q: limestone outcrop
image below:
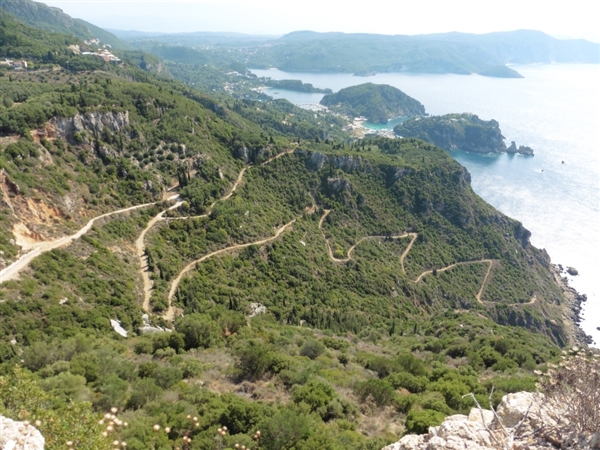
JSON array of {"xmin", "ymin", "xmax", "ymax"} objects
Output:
[
  {"xmin": 0, "ymin": 415, "xmax": 45, "ymax": 450},
  {"xmin": 383, "ymin": 392, "xmax": 600, "ymax": 450},
  {"xmin": 48, "ymin": 111, "xmax": 130, "ymax": 139}
]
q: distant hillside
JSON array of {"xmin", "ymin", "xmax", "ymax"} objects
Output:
[
  {"xmin": 320, "ymin": 83, "xmax": 426, "ymax": 123},
  {"xmin": 478, "ymin": 65, "xmax": 524, "ymax": 78},
  {"xmin": 244, "ymin": 30, "xmax": 600, "ymax": 75},
  {"xmin": 394, "ymin": 113, "xmax": 508, "ymax": 153},
  {"xmin": 0, "ymin": 0, "xmax": 128, "ymax": 49}
]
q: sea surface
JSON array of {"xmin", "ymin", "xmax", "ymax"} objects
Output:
[{"xmin": 254, "ymin": 66, "xmax": 600, "ymax": 345}]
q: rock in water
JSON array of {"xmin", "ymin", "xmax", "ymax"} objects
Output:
[
  {"xmin": 567, "ymin": 266, "xmax": 579, "ymax": 276},
  {"xmin": 0, "ymin": 415, "xmax": 45, "ymax": 450}
]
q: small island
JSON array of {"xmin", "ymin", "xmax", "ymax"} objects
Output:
[
  {"xmin": 319, "ymin": 83, "xmax": 426, "ymax": 124},
  {"xmin": 394, "ymin": 113, "xmax": 534, "ymax": 155},
  {"xmin": 264, "ymin": 79, "xmax": 332, "ymax": 93},
  {"xmin": 478, "ymin": 65, "xmax": 524, "ymax": 78}
]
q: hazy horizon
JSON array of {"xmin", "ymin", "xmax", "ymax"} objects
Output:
[{"xmin": 43, "ymin": 0, "xmax": 600, "ymax": 43}]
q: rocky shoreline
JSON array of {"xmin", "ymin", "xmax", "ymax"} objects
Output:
[{"xmin": 550, "ymin": 263, "xmax": 593, "ymax": 346}]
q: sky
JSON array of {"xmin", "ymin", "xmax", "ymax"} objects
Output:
[{"xmin": 43, "ymin": 0, "xmax": 600, "ymax": 42}]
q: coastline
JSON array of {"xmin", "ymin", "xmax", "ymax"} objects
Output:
[{"xmin": 550, "ymin": 263, "xmax": 593, "ymax": 347}]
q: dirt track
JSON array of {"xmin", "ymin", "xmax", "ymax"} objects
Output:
[
  {"xmin": 318, "ymin": 209, "xmax": 500, "ymax": 305},
  {"xmin": 1, "ymin": 201, "xmax": 156, "ymax": 284}
]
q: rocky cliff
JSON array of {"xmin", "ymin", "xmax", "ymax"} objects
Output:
[
  {"xmin": 384, "ymin": 391, "xmax": 600, "ymax": 450},
  {"xmin": 394, "ymin": 113, "xmax": 508, "ymax": 154},
  {"xmin": 48, "ymin": 111, "xmax": 130, "ymax": 139}
]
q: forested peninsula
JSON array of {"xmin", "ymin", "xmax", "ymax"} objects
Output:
[
  {"xmin": 394, "ymin": 113, "xmax": 534, "ymax": 155},
  {"xmin": 320, "ymin": 83, "xmax": 426, "ymax": 123}
]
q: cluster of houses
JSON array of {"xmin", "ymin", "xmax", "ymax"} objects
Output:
[
  {"xmin": 0, "ymin": 59, "xmax": 28, "ymax": 70},
  {"xmin": 69, "ymin": 41, "xmax": 121, "ymax": 63},
  {"xmin": 81, "ymin": 48, "xmax": 121, "ymax": 62}
]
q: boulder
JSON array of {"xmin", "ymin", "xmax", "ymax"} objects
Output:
[
  {"xmin": 0, "ymin": 415, "xmax": 45, "ymax": 450},
  {"xmin": 382, "ymin": 391, "xmax": 598, "ymax": 450}
]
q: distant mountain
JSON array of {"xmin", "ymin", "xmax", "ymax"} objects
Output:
[
  {"xmin": 113, "ymin": 29, "xmax": 279, "ymax": 47},
  {"xmin": 478, "ymin": 65, "xmax": 523, "ymax": 78},
  {"xmin": 244, "ymin": 30, "xmax": 600, "ymax": 76},
  {"xmin": 0, "ymin": 0, "xmax": 128, "ymax": 49},
  {"xmin": 320, "ymin": 83, "xmax": 425, "ymax": 123}
]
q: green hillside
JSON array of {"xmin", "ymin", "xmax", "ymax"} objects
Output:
[
  {"xmin": 394, "ymin": 113, "xmax": 508, "ymax": 154},
  {"xmin": 320, "ymin": 83, "xmax": 426, "ymax": 123},
  {"xmin": 0, "ymin": 0, "xmax": 127, "ymax": 49},
  {"xmin": 0, "ymin": 11, "xmax": 589, "ymax": 450}
]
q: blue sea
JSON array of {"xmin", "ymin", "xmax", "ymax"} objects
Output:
[{"xmin": 254, "ymin": 66, "xmax": 600, "ymax": 345}]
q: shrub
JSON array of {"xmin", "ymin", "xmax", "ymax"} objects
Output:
[
  {"xmin": 138, "ymin": 361, "xmax": 158, "ymax": 378},
  {"xmin": 299, "ymin": 340, "xmax": 326, "ymax": 360},
  {"xmin": 418, "ymin": 391, "xmax": 452, "ymax": 414},
  {"xmin": 218, "ymin": 310, "xmax": 247, "ymax": 335},
  {"xmin": 478, "ymin": 346, "xmax": 502, "ymax": 368},
  {"xmin": 354, "ymin": 379, "xmax": 396, "ymax": 407},
  {"xmin": 175, "ymin": 314, "xmax": 221, "ymax": 350},
  {"xmin": 322, "ymin": 337, "xmax": 349, "ymax": 351},
  {"xmin": 133, "ymin": 339, "xmax": 153, "ymax": 355},
  {"xmin": 152, "ymin": 366, "xmax": 183, "ymax": 389},
  {"xmin": 180, "ymin": 358, "xmax": 204, "ymax": 379},
  {"xmin": 397, "ymin": 353, "xmax": 427, "ymax": 376},
  {"xmin": 394, "ymin": 393, "xmax": 417, "ymax": 413},
  {"xmin": 405, "ymin": 409, "xmax": 445, "ymax": 434},
  {"xmin": 387, "ymin": 372, "xmax": 429, "ymax": 393},
  {"xmin": 259, "ymin": 409, "xmax": 312, "ymax": 450},
  {"xmin": 366, "ymin": 356, "xmax": 399, "ymax": 378},
  {"xmin": 234, "ymin": 340, "xmax": 273, "ymax": 381},
  {"xmin": 292, "ymin": 379, "xmax": 336, "ymax": 415}
]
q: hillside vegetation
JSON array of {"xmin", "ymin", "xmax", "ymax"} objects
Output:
[
  {"xmin": 394, "ymin": 113, "xmax": 508, "ymax": 154},
  {"xmin": 0, "ymin": 9, "xmax": 587, "ymax": 450},
  {"xmin": 0, "ymin": 0, "xmax": 127, "ymax": 49},
  {"xmin": 240, "ymin": 30, "xmax": 599, "ymax": 75}
]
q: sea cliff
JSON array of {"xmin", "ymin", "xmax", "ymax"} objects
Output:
[{"xmin": 394, "ymin": 113, "xmax": 534, "ymax": 155}]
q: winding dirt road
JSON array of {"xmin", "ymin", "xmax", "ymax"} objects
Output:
[
  {"xmin": 142, "ymin": 149, "xmax": 295, "ymax": 316},
  {"xmin": 163, "ymin": 218, "xmax": 297, "ymax": 320},
  {"xmin": 137, "ymin": 198, "xmax": 183, "ymax": 312},
  {"xmin": 1, "ymin": 201, "xmax": 157, "ymax": 284},
  {"xmin": 318, "ymin": 209, "xmax": 497, "ymax": 305}
]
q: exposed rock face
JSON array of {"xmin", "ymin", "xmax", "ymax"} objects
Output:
[
  {"xmin": 298, "ymin": 149, "xmax": 371, "ymax": 173},
  {"xmin": 49, "ymin": 111, "xmax": 129, "ymax": 139},
  {"xmin": 326, "ymin": 177, "xmax": 352, "ymax": 194},
  {"xmin": 248, "ymin": 302, "xmax": 267, "ymax": 318},
  {"xmin": 382, "ymin": 392, "xmax": 600, "ymax": 450},
  {"xmin": 1, "ymin": 169, "xmax": 21, "ymax": 196},
  {"xmin": 0, "ymin": 415, "xmax": 45, "ymax": 450},
  {"xmin": 394, "ymin": 113, "xmax": 509, "ymax": 154}
]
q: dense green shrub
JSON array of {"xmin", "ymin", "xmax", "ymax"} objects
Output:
[
  {"xmin": 405, "ymin": 409, "xmax": 445, "ymax": 434},
  {"xmin": 234, "ymin": 340, "xmax": 274, "ymax": 381},
  {"xmin": 299, "ymin": 340, "xmax": 326, "ymax": 360},
  {"xmin": 387, "ymin": 372, "xmax": 428, "ymax": 393},
  {"xmin": 175, "ymin": 314, "xmax": 222, "ymax": 350},
  {"xmin": 258, "ymin": 408, "xmax": 313, "ymax": 450},
  {"xmin": 354, "ymin": 379, "xmax": 396, "ymax": 407}
]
